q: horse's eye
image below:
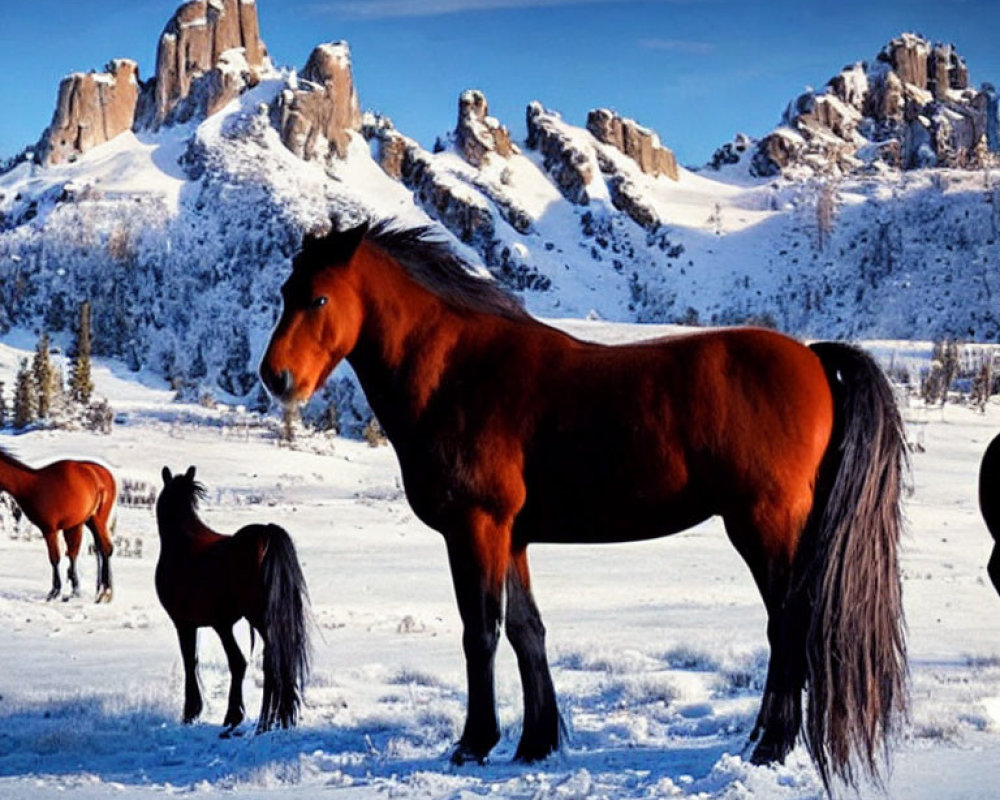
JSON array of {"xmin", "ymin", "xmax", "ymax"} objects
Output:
[{"xmin": 310, "ymin": 296, "xmax": 328, "ymax": 309}]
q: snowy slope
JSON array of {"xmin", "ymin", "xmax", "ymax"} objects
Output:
[
  {"xmin": 3, "ymin": 60, "xmax": 1000, "ymax": 429},
  {"xmin": 1, "ymin": 332, "xmax": 1000, "ymax": 800}
]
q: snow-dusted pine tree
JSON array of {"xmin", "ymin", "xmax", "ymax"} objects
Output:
[
  {"xmin": 13, "ymin": 358, "xmax": 36, "ymax": 429},
  {"xmin": 69, "ymin": 300, "xmax": 94, "ymax": 405},
  {"xmin": 32, "ymin": 331, "xmax": 53, "ymax": 419}
]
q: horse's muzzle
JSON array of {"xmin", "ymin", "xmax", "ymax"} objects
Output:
[{"xmin": 260, "ymin": 365, "xmax": 295, "ymax": 401}]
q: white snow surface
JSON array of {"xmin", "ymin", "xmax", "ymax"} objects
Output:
[{"xmin": 1, "ymin": 328, "xmax": 1000, "ymax": 800}]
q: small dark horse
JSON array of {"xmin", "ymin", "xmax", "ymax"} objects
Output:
[
  {"xmin": 155, "ymin": 466, "xmax": 310, "ymax": 735},
  {"xmin": 260, "ymin": 220, "xmax": 908, "ymax": 791},
  {"xmin": 981, "ymin": 433, "xmax": 1000, "ymax": 593},
  {"xmin": 0, "ymin": 447, "xmax": 116, "ymax": 602}
]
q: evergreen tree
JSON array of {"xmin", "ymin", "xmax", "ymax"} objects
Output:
[
  {"xmin": 0, "ymin": 381, "xmax": 7, "ymax": 428},
  {"xmin": 32, "ymin": 331, "xmax": 53, "ymax": 419},
  {"xmin": 47, "ymin": 358, "xmax": 67, "ymax": 420},
  {"xmin": 363, "ymin": 415, "xmax": 387, "ymax": 447},
  {"xmin": 70, "ymin": 300, "xmax": 94, "ymax": 404},
  {"xmin": 13, "ymin": 358, "xmax": 36, "ymax": 429}
]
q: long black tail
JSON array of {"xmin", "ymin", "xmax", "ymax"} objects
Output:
[
  {"xmin": 258, "ymin": 524, "xmax": 310, "ymax": 732},
  {"xmin": 797, "ymin": 342, "xmax": 908, "ymax": 792},
  {"xmin": 980, "ymin": 433, "xmax": 1000, "ymax": 593}
]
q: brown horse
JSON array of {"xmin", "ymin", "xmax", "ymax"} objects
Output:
[
  {"xmin": 0, "ymin": 447, "xmax": 115, "ymax": 602},
  {"xmin": 981, "ymin": 432, "xmax": 1000, "ymax": 593},
  {"xmin": 260, "ymin": 220, "xmax": 908, "ymax": 791},
  {"xmin": 155, "ymin": 466, "xmax": 310, "ymax": 735}
]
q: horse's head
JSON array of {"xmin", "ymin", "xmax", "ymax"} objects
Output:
[
  {"xmin": 260, "ymin": 221, "xmax": 369, "ymax": 403},
  {"xmin": 156, "ymin": 465, "xmax": 205, "ymax": 530}
]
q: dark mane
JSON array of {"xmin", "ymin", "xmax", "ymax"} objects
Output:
[{"xmin": 364, "ymin": 220, "xmax": 530, "ymax": 322}]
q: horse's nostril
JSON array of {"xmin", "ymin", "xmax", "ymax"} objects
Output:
[{"xmin": 260, "ymin": 365, "xmax": 294, "ymax": 399}]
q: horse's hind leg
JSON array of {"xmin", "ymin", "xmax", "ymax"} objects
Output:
[
  {"xmin": 446, "ymin": 510, "xmax": 510, "ymax": 764},
  {"xmin": 63, "ymin": 525, "xmax": 84, "ymax": 599},
  {"xmin": 176, "ymin": 626, "xmax": 204, "ymax": 724},
  {"xmin": 505, "ymin": 549, "xmax": 561, "ymax": 762},
  {"xmin": 42, "ymin": 530, "xmax": 62, "ymax": 601},
  {"xmin": 86, "ymin": 518, "xmax": 113, "ymax": 603},
  {"xmin": 215, "ymin": 624, "xmax": 247, "ymax": 735},
  {"xmin": 724, "ymin": 508, "xmax": 807, "ymax": 765}
]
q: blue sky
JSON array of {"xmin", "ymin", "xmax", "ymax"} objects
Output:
[{"xmin": 2, "ymin": 0, "xmax": 999, "ymax": 166}]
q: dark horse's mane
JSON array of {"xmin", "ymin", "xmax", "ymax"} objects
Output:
[{"xmin": 363, "ymin": 220, "xmax": 531, "ymax": 322}]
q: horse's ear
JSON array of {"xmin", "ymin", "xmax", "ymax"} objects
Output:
[
  {"xmin": 162, "ymin": 466, "xmax": 172, "ymax": 485},
  {"xmin": 335, "ymin": 220, "xmax": 369, "ymax": 263},
  {"xmin": 185, "ymin": 466, "xmax": 196, "ymax": 480},
  {"xmin": 300, "ymin": 219, "xmax": 369, "ymax": 268}
]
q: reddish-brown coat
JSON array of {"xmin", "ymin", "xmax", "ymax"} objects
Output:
[{"xmin": 0, "ymin": 450, "xmax": 116, "ymax": 601}]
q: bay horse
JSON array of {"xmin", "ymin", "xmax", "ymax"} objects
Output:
[
  {"xmin": 0, "ymin": 447, "xmax": 115, "ymax": 602},
  {"xmin": 260, "ymin": 220, "xmax": 908, "ymax": 791},
  {"xmin": 981, "ymin": 432, "xmax": 1000, "ymax": 593},
  {"xmin": 155, "ymin": 466, "xmax": 310, "ymax": 735}
]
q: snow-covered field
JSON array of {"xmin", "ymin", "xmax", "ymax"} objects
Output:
[{"xmin": 2, "ymin": 326, "xmax": 1000, "ymax": 800}]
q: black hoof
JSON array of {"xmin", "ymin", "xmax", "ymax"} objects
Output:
[
  {"xmin": 220, "ymin": 724, "xmax": 245, "ymax": 739},
  {"xmin": 450, "ymin": 743, "xmax": 490, "ymax": 766},
  {"xmin": 222, "ymin": 712, "xmax": 245, "ymax": 730},
  {"xmin": 513, "ymin": 741, "xmax": 558, "ymax": 764}
]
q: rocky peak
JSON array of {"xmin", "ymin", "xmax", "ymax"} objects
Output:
[
  {"xmin": 37, "ymin": 59, "xmax": 140, "ymax": 166},
  {"xmin": 586, "ymin": 109, "xmax": 678, "ymax": 181},
  {"xmin": 272, "ymin": 42, "xmax": 362, "ymax": 162},
  {"xmin": 879, "ymin": 34, "xmax": 969, "ymax": 100},
  {"xmin": 455, "ymin": 89, "xmax": 516, "ymax": 167},
  {"xmin": 152, "ymin": 0, "xmax": 269, "ymax": 127},
  {"xmin": 525, "ymin": 102, "xmax": 595, "ymax": 205},
  {"xmin": 739, "ymin": 33, "xmax": 996, "ymax": 177}
]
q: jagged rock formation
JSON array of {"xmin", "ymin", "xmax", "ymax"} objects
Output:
[
  {"xmin": 525, "ymin": 102, "xmax": 594, "ymax": 205},
  {"xmin": 273, "ymin": 42, "xmax": 362, "ymax": 161},
  {"xmin": 364, "ymin": 115, "xmax": 496, "ymax": 245},
  {"xmin": 742, "ymin": 33, "xmax": 998, "ymax": 177},
  {"xmin": 153, "ymin": 0, "xmax": 268, "ymax": 126},
  {"xmin": 374, "ymin": 126, "xmax": 407, "ymax": 180},
  {"xmin": 455, "ymin": 90, "xmax": 517, "ymax": 167},
  {"xmin": 33, "ymin": 0, "xmax": 370, "ymax": 167},
  {"xmin": 37, "ymin": 60, "xmax": 140, "ymax": 166},
  {"xmin": 586, "ymin": 109, "xmax": 678, "ymax": 180}
]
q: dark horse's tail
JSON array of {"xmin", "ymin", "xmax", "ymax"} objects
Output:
[
  {"xmin": 795, "ymin": 342, "xmax": 908, "ymax": 792},
  {"xmin": 980, "ymin": 433, "xmax": 1000, "ymax": 593},
  {"xmin": 257, "ymin": 524, "xmax": 311, "ymax": 732}
]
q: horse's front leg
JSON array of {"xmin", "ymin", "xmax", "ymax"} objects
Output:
[
  {"xmin": 176, "ymin": 626, "xmax": 203, "ymax": 723},
  {"xmin": 446, "ymin": 509, "xmax": 511, "ymax": 765}
]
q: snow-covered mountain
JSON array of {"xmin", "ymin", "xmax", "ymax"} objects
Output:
[{"xmin": 1, "ymin": 0, "xmax": 999, "ymax": 420}]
